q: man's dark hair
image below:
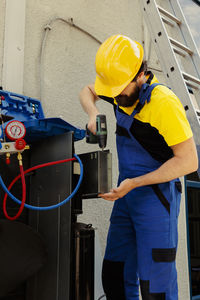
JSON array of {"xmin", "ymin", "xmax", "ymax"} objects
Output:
[{"xmin": 132, "ymin": 61, "xmax": 147, "ymax": 82}]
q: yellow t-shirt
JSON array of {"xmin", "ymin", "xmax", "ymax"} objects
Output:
[{"xmin": 113, "ymin": 75, "xmax": 193, "ymax": 146}]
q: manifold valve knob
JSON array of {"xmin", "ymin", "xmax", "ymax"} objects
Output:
[{"xmin": 15, "ymin": 139, "xmax": 26, "ymax": 150}]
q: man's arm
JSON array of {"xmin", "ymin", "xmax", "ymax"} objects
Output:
[
  {"xmin": 79, "ymin": 84, "xmax": 99, "ymax": 134},
  {"xmin": 99, "ymin": 137, "xmax": 198, "ymax": 201}
]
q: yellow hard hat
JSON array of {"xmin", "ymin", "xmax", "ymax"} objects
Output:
[{"xmin": 95, "ymin": 35, "xmax": 144, "ymax": 98}]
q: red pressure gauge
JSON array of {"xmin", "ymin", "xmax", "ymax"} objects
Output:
[{"xmin": 5, "ymin": 120, "xmax": 26, "ymax": 141}]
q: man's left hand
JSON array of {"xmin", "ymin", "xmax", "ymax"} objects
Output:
[{"xmin": 99, "ymin": 178, "xmax": 134, "ymax": 201}]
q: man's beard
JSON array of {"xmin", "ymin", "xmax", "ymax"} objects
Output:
[{"xmin": 115, "ymin": 84, "xmax": 140, "ymax": 107}]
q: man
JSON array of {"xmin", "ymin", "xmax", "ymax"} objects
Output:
[{"xmin": 79, "ymin": 35, "xmax": 198, "ymax": 300}]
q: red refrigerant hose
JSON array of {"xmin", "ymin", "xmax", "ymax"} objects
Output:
[
  {"xmin": 3, "ymin": 157, "xmax": 76, "ymax": 220},
  {"xmin": 3, "ymin": 164, "xmax": 26, "ymax": 221}
]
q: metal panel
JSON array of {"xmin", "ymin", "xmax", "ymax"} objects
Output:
[
  {"xmin": 0, "ymin": 151, "xmax": 30, "ymax": 300},
  {"xmin": 26, "ymin": 132, "xmax": 73, "ymax": 300},
  {"xmin": 186, "ymin": 180, "xmax": 200, "ymax": 298},
  {"xmin": 76, "ymin": 150, "xmax": 112, "ymax": 199}
]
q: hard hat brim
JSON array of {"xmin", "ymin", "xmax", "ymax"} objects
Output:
[{"xmin": 95, "ymin": 75, "xmax": 133, "ymax": 98}]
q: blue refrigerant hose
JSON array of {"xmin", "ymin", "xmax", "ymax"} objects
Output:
[{"xmin": 0, "ymin": 154, "xmax": 83, "ymax": 211}]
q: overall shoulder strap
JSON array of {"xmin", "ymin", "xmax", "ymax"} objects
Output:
[{"xmin": 134, "ymin": 83, "xmax": 163, "ymax": 114}]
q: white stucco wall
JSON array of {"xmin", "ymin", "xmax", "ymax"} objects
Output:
[
  {"xmin": 23, "ymin": 0, "xmax": 145, "ymax": 252},
  {"xmin": 0, "ymin": 0, "xmax": 191, "ymax": 299},
  {"xmin": 0, "ymin": 0, "xmax": 5, "ymax": 88}
]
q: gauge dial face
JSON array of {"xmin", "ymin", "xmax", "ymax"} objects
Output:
[{"xmin": 5, "ymin": 120, "xmax": 26, "ymax": 140}]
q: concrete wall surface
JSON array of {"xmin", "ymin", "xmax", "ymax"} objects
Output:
[
  {"xmin": 0, "ymin": 0, "xmax": 191, "ymax": 299},
  {"xmin": 0, "ymin": 0, "xmax": 6, "ymax": 88},
  {"xmin": 23, "ymin": 0, "xmax": 145, "ymax": 252}
]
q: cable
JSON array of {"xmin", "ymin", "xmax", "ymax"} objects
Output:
[
  {"xmin": 3, "ymin": 164, "xmax": 26, "ymax": 220},
  {"xmin": 39, "ymin": 17, "xmax": 102, "ymax": 107},
  {"xmin": 0, "ymin": 154, "xmax": 83, "ymax": 211},
  {"xmin": 1, "ymin": 155, "xmax": 80, "ymax": 211}
]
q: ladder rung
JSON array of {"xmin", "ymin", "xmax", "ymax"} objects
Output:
[
  {"xmin": 157, "ymin": 5, "xmax": 181, "ymax": 25},
  {"xmin": 161, "ymin": 16, "xmax": 174, "ymax": 27},
  {"xmin": 182, "ymin": 72, "xmax": 200, "ymax": 85},
  {"xmin": 173, "ymin": 47, "xmax": 186, "ymax": 57},
  {"xmin": 185, "ymin": 80, "xmax": 199, "ymax": 90},
  {"xmin": 169, "ymin": 37, "xmax": 193, "ymax": 55},
  {"xmin": 182, "ymin": 72, "xmax": 200, "ymax": 88}
]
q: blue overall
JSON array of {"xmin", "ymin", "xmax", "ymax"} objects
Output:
[{"xmin": 102, "ymin": 84, "xmax": 181, "ymax": 300}]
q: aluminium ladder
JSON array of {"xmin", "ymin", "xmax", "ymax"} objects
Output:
[{"xmin": 141, "ymin": 0, "xmax": 200, "ymax": 152}]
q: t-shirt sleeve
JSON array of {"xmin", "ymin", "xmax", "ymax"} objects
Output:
[{"xmin": 152, "ymin": 96, "xmax": 193, "ymax": 146}]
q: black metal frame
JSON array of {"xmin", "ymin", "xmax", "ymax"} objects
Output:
[
  {"xmin": 27, "ymin": 132, "xmax": 73, "ymax": 300},
  {"xmin": 186, "ymin": 180, "xmax": 200, "ymax": 300},
  {"xmin": 0, "ymin": 132, "xmax": 96, "ymax": 300}
]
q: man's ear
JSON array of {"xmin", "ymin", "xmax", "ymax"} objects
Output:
[
  {"xmin": 136, "ymin": 71, "xmax": 145, "ymax": 87},
  {"xmin": 137, "ymin": 71, "xmax": 145, "ymax": 79}
]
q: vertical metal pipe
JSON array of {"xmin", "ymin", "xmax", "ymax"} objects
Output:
[
  {"xmin": 2, "ymin": 0, "xmax": 26, "ymax": 93},
  {"xmin": 71, "ymin": 222, "xmax": 95, "ymax": 300}
]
